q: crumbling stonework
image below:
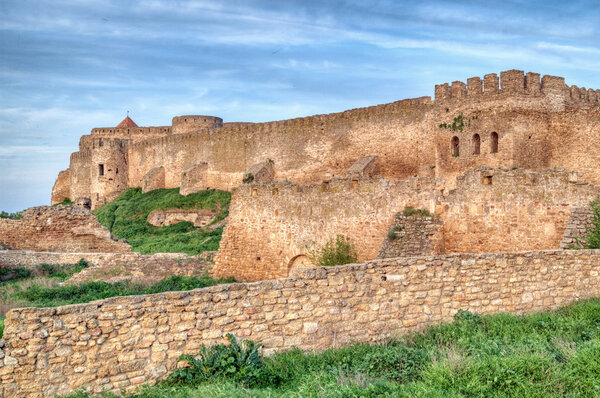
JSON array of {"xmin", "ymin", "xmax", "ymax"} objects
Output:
[
  {"xmin": 142, "ymin": 166, "xmax": 165, "ymax": 193},
  {"xmin": 51, "ymin": 169, "xmax": 71, "ymax": 204},
  {"xmin": 0, "ymin": 250, "xmax": 213, "ymax": 284},
  {"xmin": 147, "ymin": 209, "xmax": 218, "ymax": 228},
  {"xmin": 245, "ymin": 160, "xmax": 275, "ymax": 183},
  {"xmin": 52, "ymin": 70, "xmax": 600, "ymax": 209},
  {"xmin": 377, "ymin": 213, "xmax": 444, "ymax": 258},
  {"xmin": 180, "ymin": 162, "xmax": 208, "ymax": 195},
  {"xmin": 560, "ymin": 207, "xmax": 596, "ymax": 249},
  {"xmin": 0, "ymin": 206, "xmax": 130, "ymax": 253},
  {"xmin": 1, "ymin": 249, "xmax": 599, "ymax": 397},
  {"xmin": 347, "ymin": 155, "xmax": 379, "ymax": 178}
]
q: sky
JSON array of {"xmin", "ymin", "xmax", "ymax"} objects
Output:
[{"xmin": 1, "ymin": 0, "xmax": 599, "ymax": 212}]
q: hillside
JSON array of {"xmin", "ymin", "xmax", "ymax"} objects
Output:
[{"xmin": 94, "ymin": 188, "xmax": 230, "ymax": 255}]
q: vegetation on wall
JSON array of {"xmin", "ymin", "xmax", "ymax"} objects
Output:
[
  {"xmin": 94, "ymin": 188, "xmax": 230, "ymax": 255},
  {"xmin": 52, "ymin": 198, "xmax": 73, "ymax": 206},
  {"xmin": 583, "ymin": 199, "xmax": 600, "ymax": 249},
  {"xmin": 308, "ymin": 235, "xmax": 358, "ymax": 267},
  {"xmin": 242, "ymin": 173, "xmax": 254, "ymax": 184},
  {"xmin": 62, "ymin": 297, "xmax": 600, "ymax": 397},
  {"xmin": 402, "ymin": 206, "xmax": 432, "ymax": 217}
]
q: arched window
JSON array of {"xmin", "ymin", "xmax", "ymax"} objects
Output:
[
  {"xmin": 490, "ymin": 132, "xmax": 499, "ymax": 153},
  {"xmin": 472, "ymin": 134, "xmax": 481, "ymax": 155},
  {"xmin": 451, "ymin": 136, "xmax": 460, "ymax": 157}
]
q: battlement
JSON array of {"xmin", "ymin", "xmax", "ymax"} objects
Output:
[
  {"xmin": 91, "ymin": 126, "xmax": 172, "ymax": 136},
  {"xmin": 435, "ymin": 69, "xmax": 600, "ymax": 104},
  {"xmin": 70, "ymin": 150, "xmax": 91, "ymax": 160}
]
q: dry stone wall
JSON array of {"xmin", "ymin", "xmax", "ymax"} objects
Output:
[
  {"xmin": 146, "ymin": 209, "xmax": 218, "ymax": 228},
  {"xmin": 1, "ymin": 249, "xmax": 599, "ymax": 397},
  {"xmin": 0, "ymin": 206, "xmax": 130, "ymax": 253}
]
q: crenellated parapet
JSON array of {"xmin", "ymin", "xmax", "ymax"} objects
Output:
[{"xmin": 434, "ymin": 69, "xmax": 600, "ymax": 105}]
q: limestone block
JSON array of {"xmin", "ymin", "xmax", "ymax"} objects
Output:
[{"xmin": 347, "ymin": 156, "xmax": 379, "ymax": 179}]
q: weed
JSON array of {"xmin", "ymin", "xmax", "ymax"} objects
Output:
[
  {"xmin": 308, "ymin": 235, "xmax": 358, "ymax": 267},
  {"xmin": 584, "ymin": 199, "xmax": 600, "ymax": 249},
  {"xmin": 53, "ymin": 198, "xmax": 73, "ymax": 206},
  {"xmin": 242, "ymin": 173, "xmax": 254, "ymax": 184},
  {"xmin": 403, "ymin": 206, "xmax": 431, "ymax": 217}
]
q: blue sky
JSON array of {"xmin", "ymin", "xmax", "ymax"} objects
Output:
[{"xmin": 1, "ymin": 0, "xmax": 599, "ymax": 212}]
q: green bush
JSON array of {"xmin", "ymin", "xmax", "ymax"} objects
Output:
[
  {"xmin": 94, "ymin": 188, "xmax": 230, "ymax": 255},
  {"xmin": 309, "ymin": 235, "xmax": 358, "ymax": 267},
  {"xmin": 169, "ymin": 334, "xmax": 265, "ymax": 387},
  {"xmin": 0, "ymin": 210, "xmax": 23, "ymax": 219},
  {"xmin": 403, "ymin": 206, "xmax": 431, "ymax": 217},
  {"xmin": 0, "ymin": 315, "xmax": 4, "ymax": 338},
  {"xmin": 584, "ymin": 199, "xmax": 600, "ymax": 249},
  {"xmin": 53, "ymin": 197, "xmax": 73, "ymax": 206},
  {"xmin": 242, "ymin": 173, "xmax": 254, "ymax": 184},
  {"xmin": 0, "ymin": 266, "xmax": 31, "ymax": 282}
]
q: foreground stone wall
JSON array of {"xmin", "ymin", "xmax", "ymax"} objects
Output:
[
  {"xmin": 1, "ymin": 249, "xmax": 599, "ymax": 397},
  {"xmin": 0, "ymin": 250, "xmax": 213, "ymax": 284},
  {"xmin": 0, "ymin": 206, "xmax": 130, "ymax": 253}
]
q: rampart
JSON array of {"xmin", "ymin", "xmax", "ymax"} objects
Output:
[
  {"xmin": 0, "ymin": 206, "xmax": 130, "ymax": 253},
  {"xmin": 215, "ymin": 167, "xmax": 599, "ymax": 281},
  {"xmin": 1, "ymin": 249, "xmax": 599, "ymax": 397}
]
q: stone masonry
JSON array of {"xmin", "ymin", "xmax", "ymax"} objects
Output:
[
  {"xmin": 377, "ymin": 213, "xmax": 444, "ymax": 258},
  {"xmin": 560, "ymin": 206, "xmax": 596, "ymax": 249},
  {"xmin": 1, "ymin": 249, "xmax": 599, "ymax": 397}
]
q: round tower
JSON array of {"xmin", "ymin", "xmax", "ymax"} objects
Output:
[{"xmin": 172, "ymin": 115, "xmax": 223, "ymax": 134}]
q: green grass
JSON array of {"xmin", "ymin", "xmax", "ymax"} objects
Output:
[
  {"xmin": 62, "ymin": 298, "xmax": 600, "ymax": 397},
  {"xmin": 6, "ymin": 274, "xmax": 234, "ymax": 309},
  {"xmin": 94, "ymin": 187, "xmax": 230, "ymax": 255}
]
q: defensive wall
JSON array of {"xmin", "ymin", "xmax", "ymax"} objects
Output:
[
  {"xmin": 52, "ymin": 69, "xmax": 600, "ymax": 209},
  {"xmin": 1, "ymin": 249, "xmax": 599, "ymax": 397},
  {"xmin": 0, "ymin": 206, "xmax": 130, "ymax": 253},
  {"xmin": 214, "ymin": 167, "xmax": 600, "ymax": 282},
  {"xmin": 0, "ymin": 251, "xmax": 212, "ymax": 285}
]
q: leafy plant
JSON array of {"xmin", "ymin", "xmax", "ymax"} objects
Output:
[
  {"xmin": 0, "ymin": 266, "xmax": 31, "ymax": 282},
  {"xmin": 242, "ymin": 173, "xmax": 254, "ymax": 184},
  {"xmin": 309, "ymin": 235, "xmax": 358, "ymax": 267},
  {"xmin": 387, "ymin": 229, "xmax": 398, "ymax": 240},
  {"xmin": 53, "ymin": 197, "xmax": 73, "ymax": 206},
  {"xmin": 169, "ymin": 334, "xmax": 265, "ymax": 387}
]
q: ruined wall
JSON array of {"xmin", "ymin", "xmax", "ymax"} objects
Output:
[
  {"xmin": 215, "ymin": 168, "xmax": 599, "ymax": 282},
  {"xmin": 0, "ymin": 250, "xmax": 212, "ymax": 285},
  {"xmin": 146, "ymin": 209, "xmax": 218, "ymax": 228},
  {"xmin": 51, "ymin": 169, "xmax": 71, "ymax": 205},
  {"xmin": 214, "ymin": 177, "xmax": 443, "ymax": 281},
  {"xmin": 0, "ymin": 206, "xmax": 130, "ymax": 253},
  {"xmin": 439, "ymin": 167, "xmax": 600, "ymax": 254},
  {"xmin": 1, "ymin": 249, "xmax": 599, "ymax": 397},
  {"xmin": 377, "ymin": 213, "xmax": 444, "ymax": 258}
]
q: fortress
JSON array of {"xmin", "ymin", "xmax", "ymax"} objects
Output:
[
  {"xmin": 1, "ymin": 70, "xmax": 599, "ymax": 397},
  {"xmin": 52, "ymin": 69, "xmax": 600, "ymax": 209}
]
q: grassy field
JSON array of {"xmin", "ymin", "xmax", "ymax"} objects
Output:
[
  {"xmin": 94, "ymin": 187, "xmax": 230, "ymax": 255},
  {"xmin": 60, "ymin": 298, "xmax": 600, "ymax": 398}
]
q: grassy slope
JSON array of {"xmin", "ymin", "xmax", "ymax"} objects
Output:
[
  {"xmin": 94, "ymin": 187, "xmax": 230, "ymax": 255},
  {"xmin": 63, "ymin": 298, "xmax": 600, "ymax": 398}
]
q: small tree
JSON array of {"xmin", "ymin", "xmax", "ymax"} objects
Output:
[
  {"xmin": 309, "ymin": 235, "xmax": 358, "ymax": 267},
  {"xmin": 585, "ymin": 199, "xmax": 600, "ymax": 249}
]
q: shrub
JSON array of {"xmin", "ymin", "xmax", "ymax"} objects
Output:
[
  {"xmin": 584, "ymin": 199, "xmax": 600, "ymax": 249},
  {"xmin": 0, "ymin": 210, "xmax": 23, "ymax": 219},
  {"xmin": 53, "ymin": 198, "xmax": 73, "ymax": 206},
  {"xmin": 387, "ymin": 229, "xmax": 398, "ymax": 240},
  {"xmin": 168, "ymin": 334, "xmax": 265, "ymax": 387},
  {"xmin": 403, "ymin": 206, "xmax": 431, "ymax": 217},
  {"xmin": 309, "ymin": 235, "xmax": 358, "ymax": 267},
  {"xmin": 0, "ymin": 266, "xmax": 31, "ymax": 282}
]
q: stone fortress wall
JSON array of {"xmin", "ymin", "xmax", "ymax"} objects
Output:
[
  {"xmin": 52, "ymin": 69, "xmax": 600, "ymax": 209},
  {"xmin": 213, "ymin": 167, "xmax": 600, "ymax": 282},
  {"xmin": 1, "ymin": 249, "xmax": 599, "ymax": 397}
]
